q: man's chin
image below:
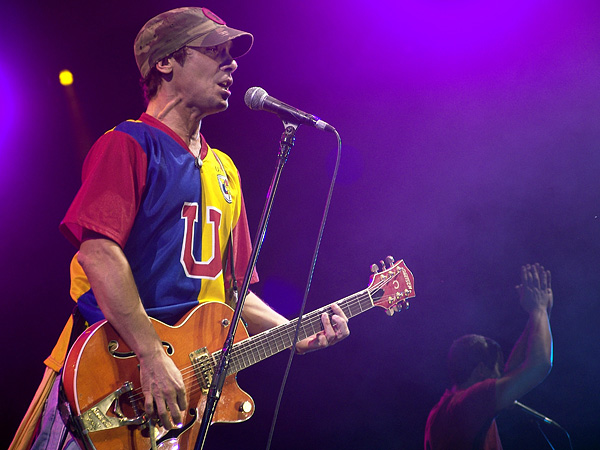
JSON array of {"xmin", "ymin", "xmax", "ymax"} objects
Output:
[{"xmin": 204, "ymin": 101, "xmax": 229, "ymax": 116}]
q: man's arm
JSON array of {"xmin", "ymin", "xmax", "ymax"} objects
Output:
[
  {"xmin": 78, "ymin": 236, "xmax": 187, "ymax": 429},
  {"xmin": 495, "ymin": 263, "xmax": 553, "ymax": 411},
  {"xmin": 503, "ymin": 267, "xmax": 553, "ymax": 374},
  {"xmin": 502, "ymin": 324, "xmax": 530, "ymax": 375},
  {"xmin": 242, "ymin": 291, "xmax": 350, "ymax": 354}
]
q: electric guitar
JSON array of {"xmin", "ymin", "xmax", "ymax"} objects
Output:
[{"xmin": 62, "ymin": 257, "xmax": 415, "ymax": 450}]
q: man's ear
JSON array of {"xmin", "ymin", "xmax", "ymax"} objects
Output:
[{"xmin": 155, "ymin": 57, "xmax": 173, "ymax": 75}]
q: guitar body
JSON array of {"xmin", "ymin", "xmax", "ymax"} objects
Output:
[{"xmin": 62, "ymin": 301, "xmax": 254, "ymax": 450}]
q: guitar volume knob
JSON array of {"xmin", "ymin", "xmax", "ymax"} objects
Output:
[{"xmin": 239, "ymin": 401, "xmax": 253, "ymax": 413}]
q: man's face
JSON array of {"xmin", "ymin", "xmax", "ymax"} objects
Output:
[{"xmin": 171, "ymin": 41, "xmax": 238, "ymax": 117}]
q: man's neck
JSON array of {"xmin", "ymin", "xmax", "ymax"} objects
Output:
[{"xmin": 146, "ymin": 96, "xmax": 203, "ymax": 152}]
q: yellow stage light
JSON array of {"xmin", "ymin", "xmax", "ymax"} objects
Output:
[{"xmin": 59, "ymin": 70, "xmax": 74, "ymax": 86}]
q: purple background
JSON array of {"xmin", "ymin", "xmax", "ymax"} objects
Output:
[{"xmin": 2, "ymin": 1, "xmax": 599, "ymax": 449}]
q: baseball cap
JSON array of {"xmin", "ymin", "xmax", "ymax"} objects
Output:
[{"xmin": 134, "ymin": 7, "xmax": 254, "ymax": 78}]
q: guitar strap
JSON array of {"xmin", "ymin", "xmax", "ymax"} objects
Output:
[
  {"xmin": 227, "ymin": 229, "xmax": 239, "ymax": 308},
  {"xmin": 55, "ymin": 306, "xmax": 92, "ymax": 449},
  {"xmin": 68, "ymin": 305, "xmax": 88, "ymax": 349}
]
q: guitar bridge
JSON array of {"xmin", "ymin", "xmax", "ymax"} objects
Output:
[
  {"xmin": 190, "ymin": 347, "xmax": 213, "ymax": 393},
  {"xmin": 77, "ymin": 381, "xmax": 147, "ymax": 434}
]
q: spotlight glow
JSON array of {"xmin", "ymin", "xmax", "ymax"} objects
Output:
[{"xmin": 59, "ymin": 70, "xmax": 74, "ymax": 86}]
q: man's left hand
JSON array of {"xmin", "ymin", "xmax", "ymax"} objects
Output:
[{"xmin": 295, "ymin": 303, "xmax": 350, "ymax": 354}]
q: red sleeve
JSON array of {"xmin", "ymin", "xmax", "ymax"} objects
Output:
[
  {"xmin": 230, "ymin": 190, "xmax": 259, "ymax": 285},
  {"xmin": 60, "ymin": 130, "xmax": 147, "ymax": 249}
]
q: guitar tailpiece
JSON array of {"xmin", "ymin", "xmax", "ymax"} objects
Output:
[{"xmin": 77, "ymin": 381, "xmax": 147, "ymax": 435}]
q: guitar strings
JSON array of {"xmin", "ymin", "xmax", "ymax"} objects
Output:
[
  {"xmin": 119, "ymin": 273, "xmax": 401, "ymax": 408},
  {"xmin": 122, "ymin": 278, "xmax": 393, "ymax": 406}
]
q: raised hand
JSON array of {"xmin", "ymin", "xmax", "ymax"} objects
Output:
[{"xmin": 518, "ymin": 263, "xmax": 553, "ymax": 315}]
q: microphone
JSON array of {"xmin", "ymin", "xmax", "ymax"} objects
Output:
[
  {"xmin": 244, "ymin": 87, "xmax": 335, "ymax": 132},
  {"xmin": 514, "ymin": 400, "xmax": 561, "ymax": 428}
]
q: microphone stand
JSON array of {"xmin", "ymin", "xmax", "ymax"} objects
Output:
[
  {"xmin": 194, "ymin": 121, "xmax": 299, "ymax": 450},
  {"xmin": 514, "ymin": 401, "xmax": 560, "ymax": 427},
  {"xmin": 513, "ymin": 400, "xmax": 573, "ymax": 450}
]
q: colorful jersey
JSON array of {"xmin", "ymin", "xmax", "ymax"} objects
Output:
[
  {"xmin": 60, "ymin": 113, "xmax": 258, "ymax": 325},
  {"xmin": 424, "ymin": 378, "xmax": 502, "ymax": 450}
]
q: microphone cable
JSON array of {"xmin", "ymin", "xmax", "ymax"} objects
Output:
[
  {"xmin": 514, "ymin": 400, "xmax": 573, "ymax": 450},
  {"xmin": 265, "ymin": 128, "xmax": 342, "ymax": 450},
  {"xmin": 534, "ymin": 420, "xmax": 573, "ymax": 450}
]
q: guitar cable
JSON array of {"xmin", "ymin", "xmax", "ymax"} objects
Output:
[{"xmin": 264, "ymin": 128, "xmax": 342, "ymax": 450}]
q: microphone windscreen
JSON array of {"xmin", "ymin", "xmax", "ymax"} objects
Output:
[{"xmin": 244, "ymin": 86, "xmax": 268, "ymax": 110}]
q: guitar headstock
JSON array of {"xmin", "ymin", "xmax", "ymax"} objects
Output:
[{"xmin": 368, "ymin": 256, "xmax": 415, "ymax": 316}]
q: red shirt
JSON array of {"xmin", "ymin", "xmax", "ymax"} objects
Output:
[{"xmin": 424, "ymin": 378, "xmax": 503, "ymax": 450}]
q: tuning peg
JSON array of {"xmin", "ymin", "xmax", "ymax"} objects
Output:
[
  {"xmin": 385, "ymin": 255, "xmax": 395, "ymax": 266},
  {"xmin": 370, "ymin": 264, "xmax": 379, "ymax": 274},
  {"xmin": 380, "ymin": 259, "xmax": 386, "ymax": 270},
  {"xmin": 386, "ymin": 304, "xmax": 402, "ymax": 316}
]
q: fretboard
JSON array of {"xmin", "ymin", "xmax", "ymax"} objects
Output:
[{"xmin": 214, "ymin": 287, "xmax": 376, "ymax": 375}]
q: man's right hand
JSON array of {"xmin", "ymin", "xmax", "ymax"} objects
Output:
[
  {"xmin": 139, "ymin": 349, "xmax": 188, "ymax": 429},
  {"xmin": 78, "ymin": 237, "xmax": 189, "ymax": 429},
  {"xmin": 496, "ymin": 263, "xmax": 554, "ymax": 410},
  {"xmin": 518, "ymin": 263, "xmax": 553, "ymax": 315}
]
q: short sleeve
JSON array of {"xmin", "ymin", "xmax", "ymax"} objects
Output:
[{"xmin": 60, "ymin": 130, "xmax": 148, "ymax": 249}]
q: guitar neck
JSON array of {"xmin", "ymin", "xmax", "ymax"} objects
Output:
[{"xmin": 219, "ymin": 287, "xmax": 375, "ymax": 375}]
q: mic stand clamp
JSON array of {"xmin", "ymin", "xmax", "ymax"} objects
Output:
[{"xmin": 194, "ymin": 120, "xmax": 299, "ymax": 450}]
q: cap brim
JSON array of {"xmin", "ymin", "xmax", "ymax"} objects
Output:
[{"xmin": 187, "ymin": 27, "xmax": 254, "ymax": 59}]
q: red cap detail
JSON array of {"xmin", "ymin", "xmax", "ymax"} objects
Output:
[{"xmin": 202, "ymin": 7, "xmax": 226, "ymax": 25}]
